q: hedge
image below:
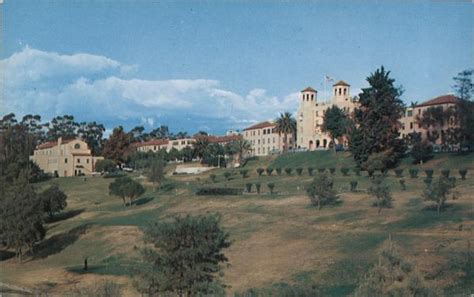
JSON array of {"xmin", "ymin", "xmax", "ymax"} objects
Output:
[{"xmin": 196, "ymin": 187, "xmax": 243, "ymax": 196}]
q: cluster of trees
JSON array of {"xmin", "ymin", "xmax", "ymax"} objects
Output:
[{"xmin": 0, "ymin": 114, "xmax": 106, "ymax": 155}]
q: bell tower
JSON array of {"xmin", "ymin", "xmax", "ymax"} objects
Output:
[
  {"xmin": 297, "ymin": 87, "xmax": 317, "ymax": 149},
  {"xmin": 332, "ymin": 80, "xmax": 351, "ymax": 102}
]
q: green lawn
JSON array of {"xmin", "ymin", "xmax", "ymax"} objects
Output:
[{"xmin": 1, "ymin": 151, "xmax": 473, "ymax": 296}]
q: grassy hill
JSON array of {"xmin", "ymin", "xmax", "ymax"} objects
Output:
[{"xmin": 1, "ymin": 152, "xmax": 473, "ymax": 296}]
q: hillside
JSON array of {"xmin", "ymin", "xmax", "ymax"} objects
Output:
[{"xmin": 1, "ymin": 152, "xmax": 473, "ymax": 296}]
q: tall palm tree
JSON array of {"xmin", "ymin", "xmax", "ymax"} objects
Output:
[
  {"xmin": 192, "ymin": 136, "xmax": 210, "ymax": 162},
  {"xmin": 231, "ymin": 139, "xmax": 251, "ymax": 164},
  {"xmin": 275, "ymin": 112, "xmax": 297, "ymax": 153}
]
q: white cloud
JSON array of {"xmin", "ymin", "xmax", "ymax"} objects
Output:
[{"xmin": 1, "ymin": 47, "xmax": 299, "ymax": 131}]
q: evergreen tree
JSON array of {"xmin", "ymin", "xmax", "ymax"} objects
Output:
[
  {"xmin": 135, "ymin": 214, "xmax": 231, "ymax": 296},
  {"xmin": 452, "ymin": 69, "xmax": 474, "ymax": 148},
  {"xmin": 368, "ymin": 177, "xmax": 393, "ymax": 213},
  {"xmin": 306, "ymin": 174, "xmax": 338, "ymax": 210},
  {"xmin": 322, "ymin": 105, "xmax": 349, "ymax": 152},
  {"xmin": 350, "ymin": 67, "xmax": 406, "ymax": 166},
  {"xmin": 147, "ymin": 158, "xmax": 165, "ymax": 191},
  {"xmin": 109, "ymin": 176, "xmax": 145, "ymax": 207},
  {"xmin": 102, "ymin": 126, "xmax": 132, "ymax": 165}
]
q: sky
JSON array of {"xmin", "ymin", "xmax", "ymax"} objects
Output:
[{"xmin": 1, "ymin": 0, "xmax": 472, "ymax": 135}]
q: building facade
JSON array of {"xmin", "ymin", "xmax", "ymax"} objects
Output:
[
  {"xmin": 400, "ymin": 94, "xmax": 459, "ymax": 146},
  {"xmin": 30, "ymin": 137, "xmax": 103, "ymax": 177},
  {"xmin": 242, "ymin": 121, "xmax": 293, "ymax": 156},
  {"xmin": 134, "ymin": 138, "xmax": 195, "ymax": 153},
  {"xmin": 297, "ymin": 80, "xmax": 358, "ymax": 150}
]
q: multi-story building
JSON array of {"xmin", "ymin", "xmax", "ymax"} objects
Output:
[
  {"xmin": 134, "ymin": 138, "xmax": 195, "ymax": 153},
  {"xmin": 30, "ymin": 137, "xmax": 103, "ymax": 177},
  {"xmin": 297, "ymin": 80, "xmax": 358, "ymax": 150},
  {"xmin": 242, "ymin": 121, "xmax": 293, "ymax": 156},
  {"xmin": 400, "ymin": 94, "xmax": 459, "ymax": 145}
]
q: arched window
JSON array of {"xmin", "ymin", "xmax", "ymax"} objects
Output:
[
  {"xmin": 343, "ymin": 88, "xmax": 347, "ymax": 95},
  {"xmin": 74, "ymin": 143, "xmax": 80, "ymax": 149},
  {"xmin": 338, "ymin": 88, "xmax": 342, "ymax": 95}
]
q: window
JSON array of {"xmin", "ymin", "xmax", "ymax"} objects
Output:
[
  {"xmin": 262, "ymin": 147, "xmax": 265, "ymax": 154},
  {"xmin": 338, "ymin": 88, "xmax": 342, "ymax": 95},
  {"xmin": 77, "ymin": 158, "xmax": 80, "ymax": 163},
  {"xmin": 181, "ymin": 141, "xmax": 185, "ymax": 145},
  {"xmin": 334, "ymin": 89, "xmax": 337, "ymax": 96},
  {"xmin": 154, "ymin": 145, "xmax": 157, "ymax": 150},
  {"xmin": 343, "ymin": 88, "xmax": 347, "ymax": 95},
  {"xmin": 65, "ymin": 158, "xmax": 68, "ymax": 163},
  {"xmin": 86, "ymin": 159, "xmax": 90, "ymax": 164},
  {"xmin": 407, "ymin": 110, "xmax": 413, "ymax": 117},
  {"xmin": 263, "ymin": 129, "xmax": 266, "ymax": 135},
  {"xmin": 410, "ymin": 122, "xmax": 413, "ymax": 129},
  {"xmin": 263, "ymin": 139, "xmax": 265, "ymax": 144},
  {"xmin": 311, "ymin": 94, "xmax": 314, "ymax": 100},
  {"xmin": 74, "ymin": 143, "xmax": 80, "ymax": 149}
]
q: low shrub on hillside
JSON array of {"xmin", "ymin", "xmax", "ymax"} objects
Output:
[
  {"xmin": 306, "ymin": 174, "xmax": 338, "ymax": 210},
  {"xmin": 329, "ymin": 167, "xmax": 336, "ymax": 175},
  {"xmin": 266, "ymin": 168, "xmax": 274, "ymax": 176},
  {"xmin": 296, "ymin": 168, "xmax": 303, "ymax": 176},
  {"xmin": 196, "ymin": 187, "xmax": 242, "ymax": 196},
  {"xmin": 255, "ymin": 183, "xmax": 261, "ymax": 194},
  {"xmin": 459, "ymin": 169, "xmax": 468, "ymax": 180},
  {"xmin": 341, "ymin": 167, "xmax": 350, "ymax": 176},
  {"xmin": 424, "ymin": 169, "xmax": 434, "ymax": 179},
  {"xmin": 256, "ymin": 168, "xmax": 265, "ymax": 176},
  {"xmin": 239, "ymin": 170, "xmax": 248, "ymax": 178},
  {"xmin": 350, "ymin": 180, "xmax": 358, "ymax": 192},
  {"xmin": 441, "ymin": 169, "xmax": 450, "ymax": 178},
  {"xmin": 284, "ymin": 168, "xmax": 292, "ymax": 176},
  {"xmin": 354, "ymin": 167, "xmax": 361, "ymax": 176},
  {"xmin": 245, "ymin": 183, "xmax": 252, "ymax": 193},
  {"xmin": 103, "ymin": 172, "xmax": 126, "ymax": 179},
  {"xmin": 318, "ymin": 168, "xmax": 326, "ymax": 173},
  {"xmin": 268, "ymin": 183, "xmax": 275, "ymax": 194},
  {"xmin": 307, "ymin": 167, "xmax": 314, "ymax": 176},
  {"xmin": 276, "ymin": 168, "xmax": 282, "ymax": 175},
  {"xmin": 408, "ymin": 168, "xmax": 418, "ymax": 178},
  {"xmin": 210, "ymin": 174, "xmax": 217, "ymax": 183},
  {"xmin": 224, "ymin": 172, "xmax": 232, "ymax": 180},
  {"xmin": 423, "ymin": 178, "xmax": 432, "ymax": 186},
  {"xmin": 399, "ymin": 179, "xmax": 406, "ymax": 191},
  {"xmin": 394, "ymin": 169, "xmax": 403, "ymax": 177}
]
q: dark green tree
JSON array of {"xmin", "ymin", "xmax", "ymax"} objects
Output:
[
  {"xmin": 46, "ymin": 115, "xmax": 79, "ymax": 141},
  {"xmin": 77, "ymin": 121, "xmax": 106, "ymax": 155},
  {"xmin": 102, "ymin": 126, "xmax": 132, "ymax": 165},
  {"xmin": 452, "ymin": 69, "xmax": 474, "ymax": 148},
  {"xmin": 422, "ymin": 176, "xmax": 452, "ymax": 213},
  {"xmin": 322, "ymin": 105, "xmax": 349, "ymax": 152},
  {"xmin": 109, "ymin": 176, "xmax": 145, "ymax": 207},
  {"xmin": 95, "ymin": 159, "xmax": 117, "ymax": 173},
  {"xmin": 350, "ymin": 67, "xmax": 406, "ymax": 166},
  {"xmin": 368, "ymin": 177, "xmax": 393, "ymax": 213},
  {"xmin": 40, "ymin": 185, "xmax": 68, "ymax": 218},
  {"xmin": 135, "ymin": 214, "xmax": 231, "ymax": 296},
  {"xmin": 411, "ymin": 139, "xmax": 433, "ymax": 164},
  {"xmin": 147, "ymin": 158, "xmax": 165, "ymax": 191}
]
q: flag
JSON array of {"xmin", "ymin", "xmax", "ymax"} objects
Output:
[{"xmin": 325, "ymin": 75, "xmax": 334, "ymax": 82}]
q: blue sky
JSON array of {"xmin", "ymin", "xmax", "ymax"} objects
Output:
[{"xmin": 1, "ymin": 1, "xmax": 472, "ymax": 135}]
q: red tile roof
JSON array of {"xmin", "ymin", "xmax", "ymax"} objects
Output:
[
  {"xmin": 416, "ymin": 94, "xmax": 458, "ymax": 108},
  {"xmin": 36, "ymin": 138, "xmax": 75, "ymax": 150},
  {"xmin": 133, "ymin": 139, "xmax": 169, "ymax": 147},
  {"xmin": 333, "ymin": 80, "xmax": 350, "ymax": 87},
  {"xmin": 206, "ymin": 134, "xmax": 242, "ymax": 143},
  {"xmin": 301, "ymin": 86, "xmax": 317, "ymax": 93},
  {"xmin": 243, "ymin": 121, "xmax": 276, "ymax": 131}
]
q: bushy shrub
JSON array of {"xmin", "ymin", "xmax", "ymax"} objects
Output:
[
  {"xmin": 350, "ymin": 181, "xmax": 358, "ymax": 192},
  {"xmin": 256, "ymin": 168, "xmax": 265, "ymax": 176},
  {"xmin": 381, "ymin": 169, "xmax": 388, "ymax": 177},
  {"xmin": 268, "ymin": 183, "xmax": 275, "ymax": 194},
  {"xmin": 368, "ymin": 177, "xmax": 393, "ymax": 213},
  {"xmin": 266, "ymin": 168, "xmax": 274, "ymax": 176},
  {"xmin": 284, "ymin": 168, "xmax": 292, "ymax": 176},
  {"xmin": 399, "ymin": 179, "xmax": 406, "ymax": 191},
  {"xmin": 448, "ymin": 176, "xmax": 456, "ymax": 188},
  {"xmin": 306, "ymin": 174, "xmax": 338, "ymax": 210},
  {"xmin": 411, "ymin": 140, "xmax": 433, "ymax": 164},
  {"xmin": 255, "ymin": 183, "xmax": 261, "ymax": 194},
  {"xmin": 239, "ymin": 170, "xmax": 248, "ymax": 178},
  {"xmin": 276, "ymin": 168, "xmax": 282, "ymax": 175},
  {"xmin": 318, "ymin": 168, "xmax": 326, "ymax": 173},
  {"xmin": 196, "ymin": 187, "xmax": 242, "ymax": 196},
  {"xmin": 423, "ymin": 178, "xmax": 432, "ymax": 186},
  {"xmin": 296, "ymin": 168, "xmax": 303, "ymax": 176},
  {"xmin": 307, "ymin": 167, "xmax": 314, "ymax": 176},
  {"xmin": 394, "ymin": 169, "xmax": 403, "ymax": 178},
  {"xmin": 224, "ymin": 172, "xmax": 232, "ymax": 180},
  {"xmin": 95, "ymin": 159, "xmax": 117, "ymax": 173},
  {"xmin": 424, "ymin": 169, "xmax": 434, "ymax": 179},
  {"xmin": 210, "ymin": 174, "xmax": 217, "ymax": 183},
  {"xmin": 329, "ymin": 168, "xmax": 336, "ymax": 175},
  {"xmin": 245, "ymin": 183, "xmax": 252, "ymax": 193},
  {"xmin": 103, "ymin": 172, "xmax": 126, "ymax": 179},
  {"xmin": 408, "ymin": 168, "xmax": 418, "ymax": 178},
  {"xmin": 341, "ymin": 167, "xmax": 350, "ymax": 176},
  {"xmin": 354, "ymin": 167, "xmax": 361, "ymax": 176},
  {"xmin": 441, "ymin": 169, "xmax": 450, "ymax": 178},
  {"xmin": 459, "ymin": 169, "xmax": 468, "ymax": 180}
]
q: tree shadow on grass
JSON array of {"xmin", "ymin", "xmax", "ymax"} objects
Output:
[
  {"xmin": 45, "ymin": 208, "xmax": 85, "ymax": 223},
  {"xmin": 34, "ymin": 223, "xmax": 94, "ymax": 259},
  {"xmin": 131, "ymin": 197, "xmax": 154, "ymax": 206},
  {"xmin": 0, "ymin": 250, "xmax": 16, "ymax": 261}
]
